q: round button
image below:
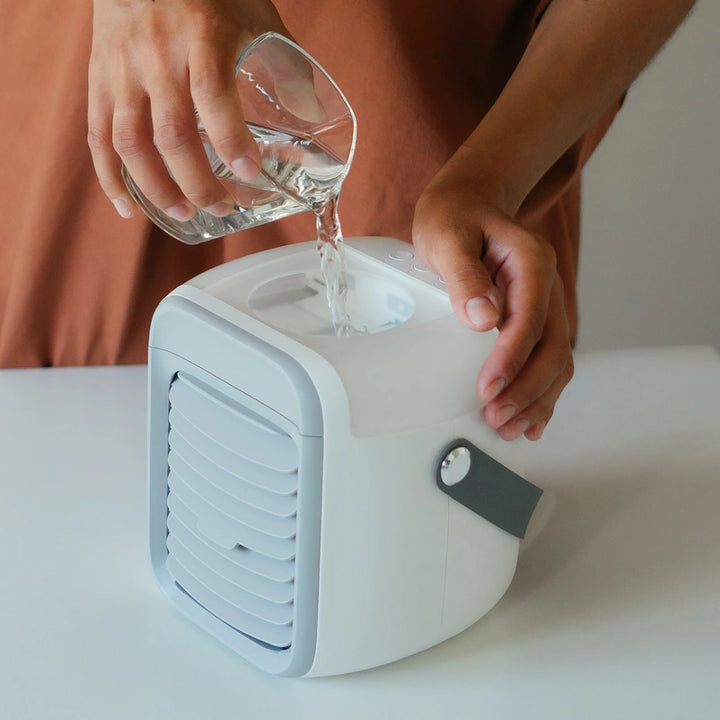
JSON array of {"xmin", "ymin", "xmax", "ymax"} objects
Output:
[
  {"xmin": 389, "ymin": 249, "xmax": 414, "ymax": 261},
  {"xmin": 440, "ymin": 446, "xmax": 472, "ymax": 486},
  {"xmin": 412, "ymin": 262, "xmax": 432, "ymax": 273}
]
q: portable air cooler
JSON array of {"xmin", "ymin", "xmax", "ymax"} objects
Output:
[{"xmin": 147, "ymin": 235, "xmax": 543, "ymax": 677}]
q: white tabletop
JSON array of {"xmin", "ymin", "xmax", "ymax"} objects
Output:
[{"xmin": 1, "ymin": 346, "xmax": 719, "ymax": 719}]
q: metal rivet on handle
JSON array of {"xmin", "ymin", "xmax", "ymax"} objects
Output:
[{"xmin": 440, "ymin": 446, "xmax": 472, "ymax": 486}]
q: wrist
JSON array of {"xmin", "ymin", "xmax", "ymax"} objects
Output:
[{"xmin": 426, "ymin": 141, "xmax": 530, "ymax": 218}]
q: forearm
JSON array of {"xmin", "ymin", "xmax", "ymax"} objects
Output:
[
  {"xmin": 456, "ymin": 0, "xmax": 697, "ymax": 214},
  {"xmin": 413, "ymin": 0, "xmax": 697, "ymax": 442}
]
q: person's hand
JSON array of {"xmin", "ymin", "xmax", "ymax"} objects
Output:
[
  {"xmin": 413, "ymin": 166, "xmax": 574, "ymax": 442},
  {"xmin": 88, "ymin": 0, "xmax": 287, "ymax": 221}
]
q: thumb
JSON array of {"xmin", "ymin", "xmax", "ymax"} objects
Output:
[
  {"xmin": 415, "ymin": 226, "xmax": 502, "ymax": 332},
  {"xmin": 255, "ymin": 35, "xmax": 326, "ymax": 124}
]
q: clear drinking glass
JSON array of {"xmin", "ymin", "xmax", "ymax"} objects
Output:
[{"xmin": 122, "ymin": 32, "xmax": 357, "ymax": 245}]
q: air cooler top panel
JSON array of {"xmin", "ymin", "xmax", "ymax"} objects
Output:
[{"xmin": 170, "ymin": 237, "xmax": 499, "ymax": 437}]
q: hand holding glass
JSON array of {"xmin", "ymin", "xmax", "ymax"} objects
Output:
[{"xmin": 122, "ymin": 32, "xmax": 356, "ymax": 245}]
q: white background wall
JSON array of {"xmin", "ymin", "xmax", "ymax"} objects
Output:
[{"xmin": 576, "ymin": 0, "xmax": 719, "ymax": 353}]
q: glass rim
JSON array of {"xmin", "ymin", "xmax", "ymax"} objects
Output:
[{"xmin": 234, "ymin": 31, "xmax": 357, "ymax": 170}]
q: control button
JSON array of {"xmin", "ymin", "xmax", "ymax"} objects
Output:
[
  {"xmin": 389, "ymin": 249, "xmax": 414, "ymax": 261},
  {"xmin": 439, "ymin": 446, "xmax": 472, "ymax": 487},
  {"xmin": 412, "ymin": 262, "xmax": 432, "ymax": 273}
]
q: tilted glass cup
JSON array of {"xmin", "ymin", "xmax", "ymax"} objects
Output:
[{"xmin": 122, "ymin": 32, "xmax": 357, "ymax": 245}]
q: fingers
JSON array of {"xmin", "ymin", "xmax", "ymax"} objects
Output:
[
  {"xmin": 256, "ymin": 39, "xmax": 326, "ymax": 123},
  {"xmin": 88, "ymin": 3, "xmax": 272, "ymax": 222},
  {"xmin": 481, "ymin": 275, "xmax": 574, "ymax": 441},
  {"xmin": 413, "ymin": 185, "xmax": 573, "ymax": 443},
  {"xmin": 188, "ymin": 41, "xmax": 261, "ymax": 181},
  {"xmin": 413, "ymin": 209, "xmax": 502, "ymax": 333},
  {"xmin": 87, "ymin": 65, "xmax": 137, "ymax": 219},
  {"xmin": 146, "ymin": 64, "xmax": 238, "ymax": 217},
  {"xmin": 476, "ymin": 230, "xmax": 557, "ymax": 403},
  {"xmin": 116, "ymin": 41, "xmax": 252, "ymax": 220},
  {"xmin": 113, "ymin": 88, "xmax": 199, "ymax": 221}
]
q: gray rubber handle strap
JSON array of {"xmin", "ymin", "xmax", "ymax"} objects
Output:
[{"xmin": 435, "ymin": 438, "xmax": 543, "ymax": 539}]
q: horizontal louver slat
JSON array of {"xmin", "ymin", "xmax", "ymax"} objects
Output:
[
  {"xmin": 168, "ymin": 428, "xmax": 297, "ymax": 494},
  {"xmin": 169, "ymin": 407, "xmax": 298, "ymax": 474},
  {"xmin": 174, "ymin": 373, "xmax": 282, "ymax": 434},
  {"xmin": 170, "ymin": 377, "xmax": 297, "ymax": 473},
  {"xmin": 166, "ymin": 528, "xmax": 294, "ymax": 603},
  {"xmin": 167, "ymin": 538, "xmax": 294, "ymax": 622},
  {"xmin": 167, "ymin": 505, "xmax": 295, "ymax": 583},
  {"xmin": 168, "ymin": 491, "xmax": 296, "ymax": 561},
  {"xmin": 168, "ymin": 445, "xmax": 297, "ymax": 516},
  {"xmin": 168, "ymin": 556, "xmax": 293, "ymax": 649},
  {"xmin": 167, "ymin": 462, "xmax": 297, "ymax": 538}
]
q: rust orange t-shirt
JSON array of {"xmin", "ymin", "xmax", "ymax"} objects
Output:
[{"xmin": 0, "ymin": 1, "xmax": 618, "ymax": 367}]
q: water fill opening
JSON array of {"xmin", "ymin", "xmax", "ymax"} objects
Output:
[{"xmin": 248, "ymin": 270, "xmax": 415, "ymax": 336}]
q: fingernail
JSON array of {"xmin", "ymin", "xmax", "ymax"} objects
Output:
[
  {"xmin": 483, "ymin": 377, "xmax": 506, "ymax": 402},
  {"xmin": 494, "ymin": 403, "xmax": 517, "ymax": 427},
  {"xmin": 231, "ymin": 155, "xmax": 261, "ymax": 181},
  {"xmin": 513, "ymin": 417, "xmax": 532, "ymax": 436},
  {"xmin": 525, "ymin": 421, "xmax": 546, "ymax": 441},
  {"xmin": 112, "ymin": 198, "xmax": 134, "ymax": 219},
  {"xmin": 165, "ymin": 202, "xmax": 195, "ymax": 221},
  {"xmin": 204, "ymin": 199, "xmax": 236, "ymax": 217},
  {"xmin": 466, "ymin": 297, "xmax": 499, "ymax": 329},
  {"xmin": 275, "ymin": 78, "xmax": 326, "ymax": 123}
]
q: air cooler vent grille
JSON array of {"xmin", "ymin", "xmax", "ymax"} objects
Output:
[{"xmin": 165, "ymin": 373, "xmax": 299, "ymax": 651}]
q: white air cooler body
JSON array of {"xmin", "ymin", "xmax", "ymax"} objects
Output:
[{"xmin": 147, "ymin": 236, "xmax": 542, "ymax": 677}]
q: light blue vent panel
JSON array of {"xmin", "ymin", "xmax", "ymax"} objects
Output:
[
  {"xmin": 168, "ymin": 374, "xmax": 298, "ymax": 472},
  {"xmin": 165, "ymin": 372, "xmax": 302, "ymax": 651}
]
